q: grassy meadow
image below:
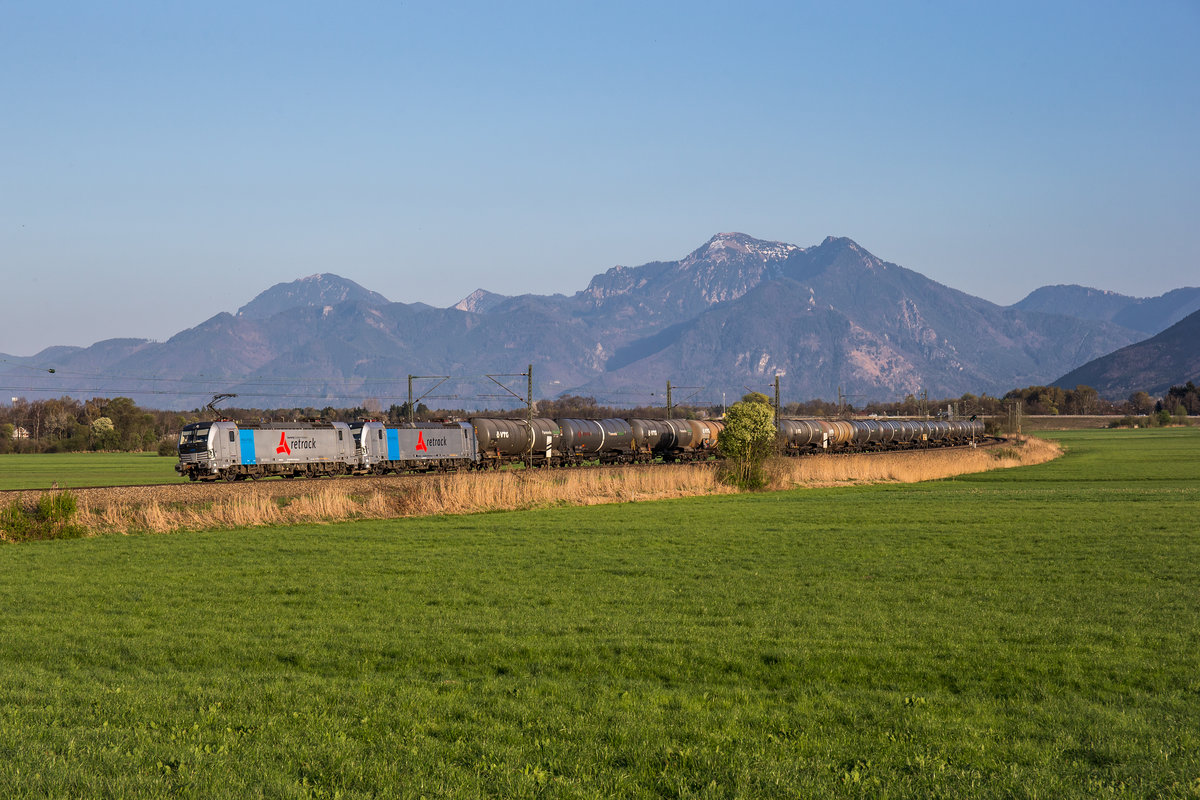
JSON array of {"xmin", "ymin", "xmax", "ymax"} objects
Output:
[
  {"xmin": 0, "ymin": 451, "xmax": 179, "ymax": 490},
  {"xmin": 0, "ymin": 428, "xmax": 1198, "ymax": 797}
]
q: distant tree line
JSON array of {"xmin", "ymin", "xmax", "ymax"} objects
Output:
[
  {"xmin": 849, "ymin": 384, "xmax": 1195, "ymax": 420},
  {"xmin": 1001, "ymin": 385, "xmax": 1106, "ymax": 415},
  {"xmin": 0, "ymin": 397, "xmax": 183, "ymax": 454},
  {"xmin": 1000, "ymin": 383, "xmax": 1196, "ymax": 420}
]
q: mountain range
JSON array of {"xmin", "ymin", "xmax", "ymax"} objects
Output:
[
  {"xmin": 2, "ymin": 233, "xmax": 1193, "ymax": 409},
  {"xmin": 1012, "ymin": 284, "xmax": 1200, "ymax": 337},
  {"xmin": 1052, "ymin": 308, "xmax": 1200, "ymax": 398}
]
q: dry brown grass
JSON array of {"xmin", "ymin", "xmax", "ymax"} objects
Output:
[
  {"xmin": 393, "ymin": 463, "xmax": 734, "ymax": 517},
  {"xmin": 763, "ymin": 435, "xmax": 1062, "ymax": 489},
  {"xmin": 64, "ymin": 437, "xmax": 1060, "ymax": 536},
  {"xmin": 75, "ymin": 488, "xmax": 396, "ymax": 535}
]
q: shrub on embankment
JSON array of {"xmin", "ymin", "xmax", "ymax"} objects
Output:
[{"xmin": 0, "ymin": 492, "xmax": 84, "ymax": 542}]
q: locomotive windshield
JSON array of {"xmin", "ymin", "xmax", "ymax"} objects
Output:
[{"xmin": 178, "ymin": 424, "xmax": 211, "ymax": 447}]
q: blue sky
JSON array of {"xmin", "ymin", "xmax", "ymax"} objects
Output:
[{"xmin": 3, "ymin": 1, "xmax": 1198, "ymax": 356}]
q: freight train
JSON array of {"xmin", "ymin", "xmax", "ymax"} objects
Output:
[{"xmin": 175, "ymin": 415, "xmax": 984, "ymax": 482}]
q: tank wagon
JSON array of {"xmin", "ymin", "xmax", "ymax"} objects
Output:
[
  {"xmin": 471, "ymin": 417, "xmax": 561, "ymax": 467},
  {"xmin": 177, "ymin": 414, "xmax": 984, "ymax": 481},
  {"xmin": 653, "ymin": 419, "xmax": 723, "ymax": 461},
  {"xmin": 777, "ymin": 417, "xmax": 983, "ymax": 454}
]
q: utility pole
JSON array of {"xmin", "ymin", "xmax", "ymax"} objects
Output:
[
  {"xmin": 774, "ymin": 375, "xmax": 781, "ymax": 430},
  {"xmin": 666, "ymin": 381, "xmax": 703, "ymax": 419},
  {"xmin": 528, "ymin": 364, "xmax": 534, "ymax": 464},
  {"xmin": 483, "ymin": 366, "xmax": 535, "ymax": 464},
  {"xmin": 407, "ymin": 375, "xmax": 451, "ymax": 424}
]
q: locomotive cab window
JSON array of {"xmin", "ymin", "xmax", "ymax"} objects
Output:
[
  {"xmin": 378, "ymin": 430, "xmax": 384, "ymax": 440},
  {"xmin": 338, "ymin": 431, "xmax": 343, "ymax": 441},
  {"xmin": 229, "ymin": 431, "xmax": 235, "ymax": 443},
  {"xmin": 179, "ymin": 425, "xmax": 211, "ymax": 445}
]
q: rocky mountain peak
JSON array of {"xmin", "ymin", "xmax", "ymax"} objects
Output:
[
  {"xmin": 679, "ymin": 232, "xmax": 801, "ymax": 269},
  {"xmin": 453, "ymin": 289, "xmax": 510, "ymax": 314},
  {"xmin": 577, "ymin": 233, "xmax": 803, "ymax": 314},
  {"xmin": 786, "ymin": 235, "xmax": 891, "ymax": 278},
  {"xmin": 816, "ymin": 236, "xmax": 873, "ymax": 259},
  {"xmin": 236, "ymin": 274, "xmax": 390, "ymax": 320}
]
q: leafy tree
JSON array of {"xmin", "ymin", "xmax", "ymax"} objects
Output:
[
  {"xmin": 91, "ymin": 417, "xmax": 120, "ymax": 450},
  {"xmin": 1128, "ymin": 392, "xmax": 1155, "ymax": 415},
  {"xmin": 1064, "ymin": 385, "xmax": 1100, "ymax": 415},
  {"xmin": 388, "ymin": 402, "xmax": 431, "ymax": 422},
  {"xmin": 719, "ymin": 400, "xmax": 776, "ymax": 489},
  {"xmin": 1164, "ymin": 382, "xmax": 1199, "ymax": 415}
]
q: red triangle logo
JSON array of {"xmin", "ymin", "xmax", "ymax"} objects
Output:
[
  {"xmin": 415, "ymin": 430, "xmax": 428, "ymax": 452},
  {"xmin": 276, "ymin": 432, "xmax": 292, "ymax": 455}
]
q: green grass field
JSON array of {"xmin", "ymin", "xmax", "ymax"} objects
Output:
[
  {"xmin": 0, "ymin": 428, "xmax": 1197, "ymax": 798},
  {"xmin": 0, "ymin": 451, "xmax": 180, "ymax": 489}
]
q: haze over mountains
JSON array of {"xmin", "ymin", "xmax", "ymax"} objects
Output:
[
  {"xmin": 1012, "ymin": 284, "xmax": 1200, "ymax": 338},
  {"xmin": 3, "ymin": 233, "xmax": 1194, "ymax": 410},
  {"xmin": 1052, "ymin": 308, "xmax": 1200, "ymax": 399}
]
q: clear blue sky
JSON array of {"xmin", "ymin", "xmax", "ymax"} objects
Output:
[{"xmin": 3, "ymin": 1, "xmax": 1198, "ymax": 356}]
